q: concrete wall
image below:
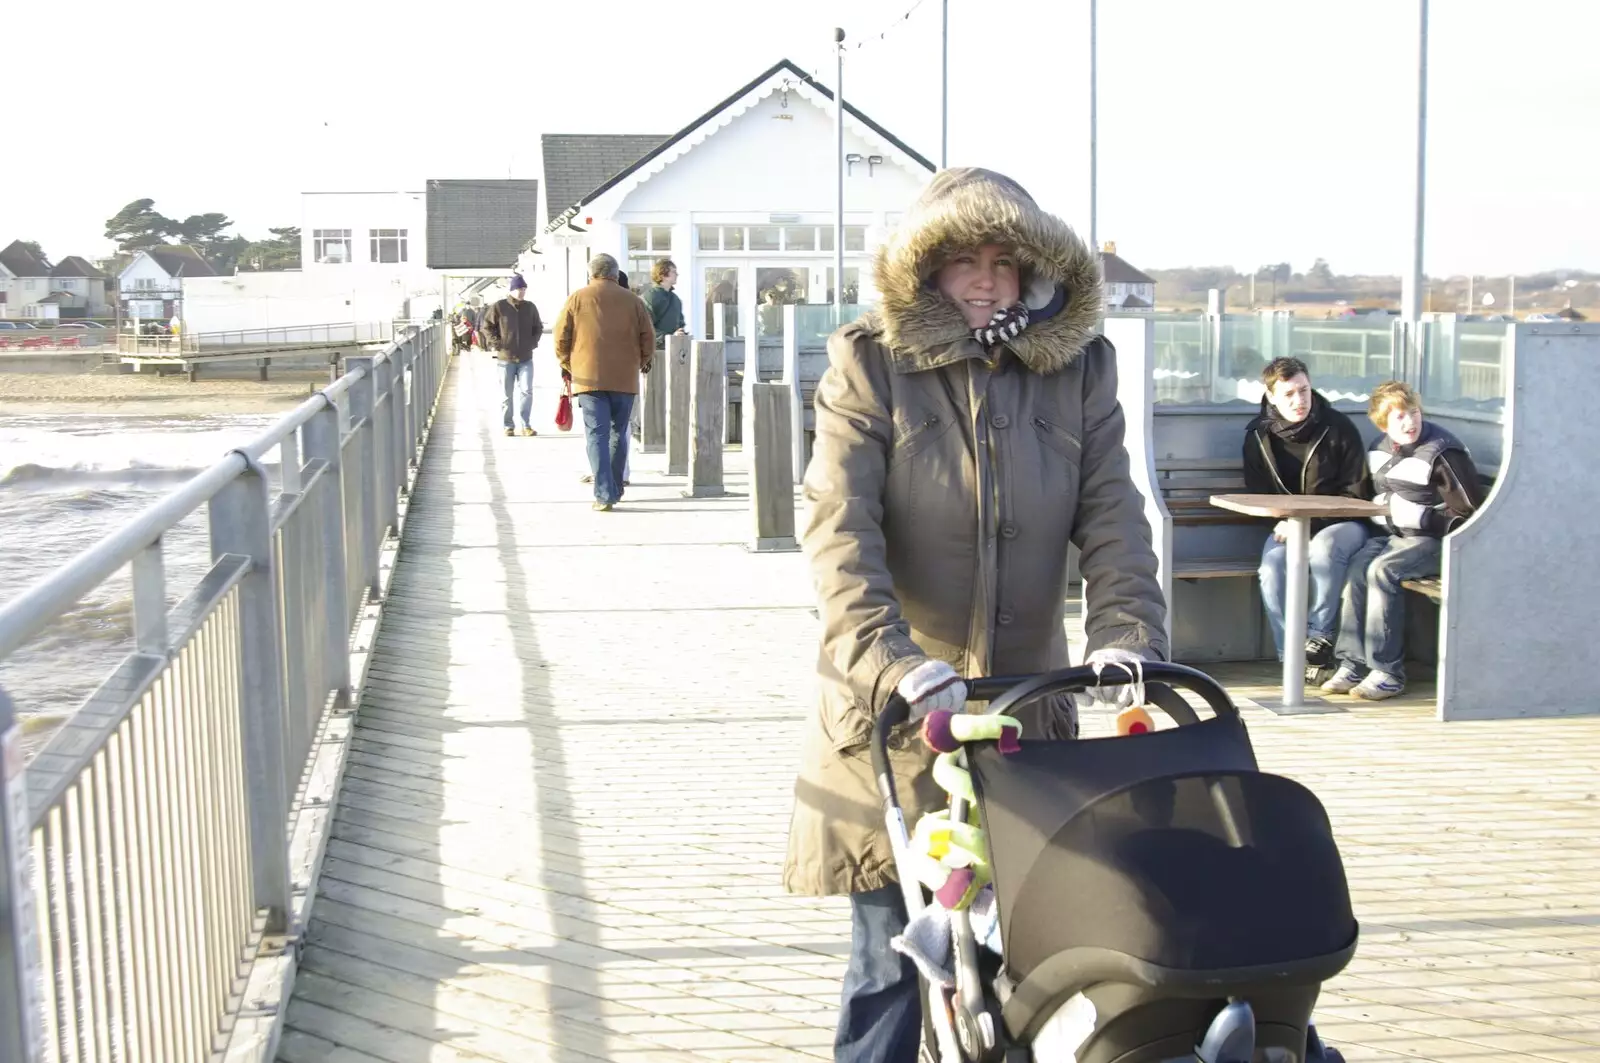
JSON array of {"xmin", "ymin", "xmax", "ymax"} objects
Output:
[
  {"xmin": 180, "ymin": 272, "xmax": 439, "ymax": 334},
  {"xmin": 300, "ymin": 191, "xmax": 429, "ymax": 276}
]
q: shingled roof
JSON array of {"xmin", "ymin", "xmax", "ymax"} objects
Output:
[
  {"xmin": 426, "ymin": 179, "xmax": 542, "ymax": 269},
  {"xmin": 51, "ymin": 255, "xmax": 106, "ymax": 279},
  {"xmin": 146, "ymin": 245, "xmax": 218, "ymax": 278},
  {"xmin": 541, "ymin": 135, "xmax": 669, "ymax": 225},
  {"xmin": 0, "ymin": 240, "xmax": 50, "ymax": 278},
  {"xmin": 1100, "ymin": 251, "xmax": 1155, "ymax": 285}
]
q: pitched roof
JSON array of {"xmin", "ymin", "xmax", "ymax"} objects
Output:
[
  {"xmin": 1119, "ymin": 293, "xmax": 1152, "ymax": 308},
  {"xmin": 426, "ymin": 179, "xmax": 543, "ymax": 269},
  {"xmin": 51, "ymin": 255, "xmax": 106, "ymax": 279},
  {"xmin": 543, "ymin": 59, "xmax": 936, "ymax": 233},
  {"xmin": 1100, "ymin": 251, "xmax": 1154, "ymax": 285},
  {"xmin": 0, "ymin": 240, "xmax": 51, "ymax": 278},
  {"xmin": 146, "ymin": 245, "xmax": 218, "ymax": 278},
  {"xmin": 541, "ymin": 135, "xmax": 670, "ymax": 225}
]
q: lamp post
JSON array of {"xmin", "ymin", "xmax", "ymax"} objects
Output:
[{"xmin": 835, "ymin": 27, "xmax": 846, "ymax": 311}]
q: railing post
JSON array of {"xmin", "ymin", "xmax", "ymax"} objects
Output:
[
  {"xmin": 372, "ymin": 356, "xmax": 398, "ymax": 533},
  {"xmin": 346, "ymin": 356, "xmax": 381, "ymax": 596},
  {"xmin": 208, "ymin": 458, "xmax": 292, "ymax": 933},
  {"xmin": 744, "ymin": 382, "xmax": 798, "ymax": 551},
  {"xmin": 686, "ymin": 340, "xmax": 726, "ymax": 498},
  {"xmin": 302, "ymin": 400, "xmax": 352, "ymax": 703},
  {"xmin": 1205, "ymin": 287, "xmax": 1226, "ymax": 404},
  {"xmin": 0, "ymin": 689, "xmax": 43, "ymax": 1063},
  {"xmin": 665, "ymin": 334, "xmax": 692, "ymax": 477},
  {"xmin": 781, "ymin": 305, "xmax": 806, "ymax": 484},
  {"xmin": 392, "ymin": 342, "xmax": 413, "ymax": 485},
  {"xmin": 641, "ymin": 338, "xmax": 668, "ymax": 454}
]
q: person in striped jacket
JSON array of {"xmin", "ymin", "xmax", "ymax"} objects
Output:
[{"xmin": 1323, "ymin": 381, "xmax": 1485, "ymax": 699}]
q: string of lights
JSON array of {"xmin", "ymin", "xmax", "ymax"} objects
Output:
[{"xmin": 850, "ymin": 0, "xmax": 930, "ymax": 51}]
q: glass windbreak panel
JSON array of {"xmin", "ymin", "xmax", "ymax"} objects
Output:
[
  {"xmin": 757, "ymin": 268, "xmax": 809, "ymax": 341},
  {"xmin": 1152, "ymin": 314, "xmax": 1210, "ymax": 404},
  {"xmin": 1285, "ymin": 317, "xmax": 1394, "ymax": 403},
  {"xmin": 627, "ymin": 225, "xmax": 648, "ymax": 252},
  {"xmin": 1425, "ymin": 321, "xmax": 1507, "ymax": 415},
  {"xmin": 784, "ymin": 226, "xmax": 815, "ymax": 251},
  {"xmin": 749, "ymin": 226, "xmax": 781, "ymax": 251},
  {"xmin": 697, "ymin": 227, "xmax": 720, "ymax": 251},
  {"xmin": 1216, "ymin": 314, "xmax": 1266, "ymax": 402},
  {"xmin": 723, "ymin": 226, "xmax": 745, "ymax": 251},
  {"xmin": 704, "ymin": 267, "xmax": 739, "ymax": 339},
  {"xmin": 794, "ymin": 303, "xmax": 872, "ymax": 350},
  {"xmin": 651, "ymin": 226, "xmax": 672, "ymax": 250}
]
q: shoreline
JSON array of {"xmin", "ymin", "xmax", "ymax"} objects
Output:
[{"xmin": 0, "ymin": 370, "xmax": 329, "ymax": 417}]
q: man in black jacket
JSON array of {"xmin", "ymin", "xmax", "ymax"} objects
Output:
[
  {"xmin": 1323, "ymin": 382, "xmax": 1483, "ymax": 699},
  {"xmin": 1243, "ymin": 357, "xmax": 1372, "ymax": 671},
  {"xmin": 481, "ymin": 274, "xmax": 543, "ymax": 436}
]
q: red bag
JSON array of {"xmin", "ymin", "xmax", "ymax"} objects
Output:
[{"xmin": 555, "ymin": 385, "xmax": 573, "ymax": 432}]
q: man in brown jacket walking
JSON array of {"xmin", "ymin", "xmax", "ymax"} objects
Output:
[{"xmin": 554, "ymin": 253, "xmax": 654, "ymax": 510}]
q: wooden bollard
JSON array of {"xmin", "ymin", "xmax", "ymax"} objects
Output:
[
  {"xmin": 744, "ymin": 382, "xmax": 798, "ymax": 552},
  {"xmin": 685, "ymin": 340, "xmax": 725, "ymax": 497},
  {"xmin": 665, "ymin": 333, "xmax": 692, "ymax": 476},
  {"xmin": 642, "ymin": 335, "xmax": 673, "ymax": 454}
]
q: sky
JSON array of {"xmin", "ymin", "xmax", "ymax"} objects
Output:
[{"xmin": 4, "ymin": 0, "xmax": 1594, "ymax": 277}]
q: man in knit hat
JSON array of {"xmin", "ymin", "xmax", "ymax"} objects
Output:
[{"xmin": 480, "ymin": 274, "xmax": 543, "ymax": 436}]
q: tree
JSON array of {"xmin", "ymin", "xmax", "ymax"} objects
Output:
[
  {"xmin": 105, "ymin": 199, "xmax": 176, "ymax": 252},
  {"xmin": 1307, "ymin": 258, "xmax": 1335, "ymax": 285},
  {"xmin": 201, "ymin": 235, "xmax": 252, "ymax": 275},
  {"xmin": 173, "ymin": 212, "xmax": 234, "ymax": 244},
  {"xmin": 239, "ymin": 226, "xmax": 301, "ymax": 271},
  {"xmin": 17, "ymin": 241, "xmax": 47, "ymax": 264}
]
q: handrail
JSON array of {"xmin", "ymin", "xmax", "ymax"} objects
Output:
[{"xmin": 0, "ymin": 322, "xmax": 450, "ymax": 1063}]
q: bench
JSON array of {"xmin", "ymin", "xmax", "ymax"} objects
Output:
[{"xmin": 1156, "ymin": 457, "xmax": 1264, "ymax": 581}]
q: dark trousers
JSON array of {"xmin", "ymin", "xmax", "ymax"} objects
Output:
[
  {"xmin": 577, "ymin": 390, "xmax": 635, "ymax": 505},
  {"xmin": 1335, "ymin": 534, "xmax": 1442, "ymax": 679},
  {"xmin": 835, "ymin": 885, "xmax": 921, "ymax": 1063}
]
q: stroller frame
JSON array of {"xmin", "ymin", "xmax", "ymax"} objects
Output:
[{"xmin": 870, "ymin": 662, "xmax": 1354, "ymax": 1063}]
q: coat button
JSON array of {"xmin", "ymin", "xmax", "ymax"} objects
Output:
[
  {"xmin": 997, "ymin": 610, "xmax": 1014, "ymax": 625},
  {"xmin": 1001, "ymin": 521, "xmax": 1018, "ymax": 539},
  {"xmin": 991, "ymin": 413, "xmax": 1010, "ymax": 429}
]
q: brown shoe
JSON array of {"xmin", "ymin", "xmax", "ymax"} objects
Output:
[
  {"xmin": 504, "ymin": 427, "xmax": 515, "ymax": 436},
  {"xmin": 580, "ymin": 474, "xmax": 593, "ymax": 483},
  {"xmin": 520, "ymin": 427, "xmax": 537, "ymax": 437},
  {"xmin": 591, "ymin": 501, "xmax": 613, "ymax": 511}
]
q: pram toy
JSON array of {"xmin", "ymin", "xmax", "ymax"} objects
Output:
[{"xmin": 872, "ymin": 662, "xmax": 1358, "ymax": 1063}]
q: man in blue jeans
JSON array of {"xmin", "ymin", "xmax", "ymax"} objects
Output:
[
  {"xmin": 554, "ymin": 254, "xmax": 654, "ymax": 510},
  {"xmin": 480, "ymin": 275, "xmax": 543, "ymax": 436},
  {"xmin": 1324, "ymin": 381, "xmax": 1484, "ymax": 699},
  {"xmin": 1243, "ymin": 357, "xmax": 1372, "ymax": 673}
]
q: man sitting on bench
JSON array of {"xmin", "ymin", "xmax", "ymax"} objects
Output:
[
  {"xmin": 1322, "ymin": 381, "xmax": 1485, "ymax": 699},
  {"xmin": 1244, "ymin": 357, "xmax": 1372, "ymax": 675}
]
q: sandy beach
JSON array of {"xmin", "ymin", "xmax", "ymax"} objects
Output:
[{"xmin": 0, "ymin": 369, "xmax": 330, "ymax": 416}]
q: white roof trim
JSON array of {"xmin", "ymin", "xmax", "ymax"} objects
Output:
[{"xmin": 586, "ymin": 72, "xmax": 930, "ymax": 218}]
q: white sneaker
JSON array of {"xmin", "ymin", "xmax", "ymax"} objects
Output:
[
  {"xmin": 1352, "ymin": 670, "xmax": 1405, "ymax": 700},
  {"xmin": 1320, "ymin": 663, "xmax": 1366, "ymax": 694}
]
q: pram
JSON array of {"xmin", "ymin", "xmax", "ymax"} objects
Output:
[{"xmin": 872, "ymin": 662, "xmax": 1359, "ymax": 1063}]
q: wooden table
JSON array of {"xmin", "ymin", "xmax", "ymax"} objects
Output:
[{"xmin": 1209, "ymin": 494, "xmax": 1385, "ymax": 711}]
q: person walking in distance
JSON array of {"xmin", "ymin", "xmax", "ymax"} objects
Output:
[
  {"xmin": 481, "ymin": 274, "xmax": 543, "ymax": 436},
  {"xmin": 555, "ymin": 254, "xmax": 655, "ymax": 510}
]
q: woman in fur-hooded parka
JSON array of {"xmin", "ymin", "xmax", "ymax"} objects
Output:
[{"xmin": 783, "ymin": 167, "xmax": 1169, "ymax": 898}]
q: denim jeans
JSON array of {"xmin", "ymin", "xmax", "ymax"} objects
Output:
[
  {"xmin": 577, "ymin": 391, "xmax": 635, "ymax": 505},
  {"xmin": 498, "ymin": 358, "xmax": 533, "ymax": 430},
  {"xmin": 1258, "ymin": 520, "xmax": 1370, "ymax": 656},
  {"xmin": 1335, "ymin": 534, "xmax": 1441, "ymax": 679},
  {"xmin": 835, "ymin": 885, "xmax": 921, "ymax": 1063}
]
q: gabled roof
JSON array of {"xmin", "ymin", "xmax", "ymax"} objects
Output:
[
  {"xmin": 0, "ymin": 240, "xmax": 51, "ymax": 278},
  {"xmin": 426, "ymin": 179, "xmax": 543, "ymax": 269},
  {"xmin": 51, "ymin": 255, "xmax": 106, "ymax": 279},
  {"xmin": 1100, "ymin": 251, "xmax": 1154, "ymax": 285},
  {"xmin": 541, "ymin": 136, "xmax": 669, "ymax": 225},
  {"xmin": 1119, "ymin": 293, "xmax": 1152, "ymax": 308},
  {"xmin": 543, "ymin": 58, "xmax": 936, "ymax": 233},
  {"xmin": 146, "ymin": 245, "xmax": 218, "ymax": 278}
]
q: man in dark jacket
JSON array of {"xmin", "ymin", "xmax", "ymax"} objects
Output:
[
  {"xmin": 1323, "ymin": 382, "xmax": 1483, "ymax": 699},
  {"xmin": 1243, "ymin": 357, "xmax": 1372, "ymax": 670},
  {"xmin": 644, "ymin": 258, "xmax": 687, "ymax": 349},
  {"xmin": 481, "ymin": 275, "xmax": 543, "ymax": 436}
]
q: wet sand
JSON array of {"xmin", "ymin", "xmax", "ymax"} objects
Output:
[{"xmin": 0, "ymin": 370, "xmax": 330, "ymax": 416}]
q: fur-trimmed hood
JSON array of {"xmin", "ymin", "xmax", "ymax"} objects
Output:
[{"xmin": 869, "ymin": 167, "xmax": 1103, "ymax": 376}]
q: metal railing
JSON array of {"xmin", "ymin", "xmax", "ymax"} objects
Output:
[
  {"xmin": 195, "ymin": 322, "xmax": 400, "ymax": 350},
  {"xmin": 0, "ymin": 322, "xmax": 451, "ymax": 1063}
]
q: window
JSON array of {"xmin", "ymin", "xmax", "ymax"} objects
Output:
[
  {"xmin": 314, "ymin": 229, "xmax": 352, "ymax": 264},
  {"xmin": 23, "ymin": 279, "xmax": 38, "ymax": 290},
  {"xmin": 56, "ymin": 279, "xmax": 79, "ymax": 292},
  {"xmin": 783, "ymin": 226, "xmax": 815, "ymax": 251},
  {"xmin": 749, "ymin": 226, "xmax": 780, "ymax": 251},
  {"xmin": 627, "ymin": 225, "xmax": 674, "ymax": 255},
  {"xmin": 651, "ymin": 226, "xmax": 672, "ymax": 251},
  {"xmin": 698, "ymin": 227, "xmax": 720, "ymax": 251},
  {"xmin": 844, "ymin": 226, "xmax": 866, "ymax": 252},
  {"xmin": 368, "ymin": 228, "xmax": 408, "ymax": 264}
]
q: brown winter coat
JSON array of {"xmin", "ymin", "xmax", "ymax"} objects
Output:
[
  {"xmin": 782, "ymin": 167, "xmax": 1169, "ymax": 897},
  {"xmin": 554, "ymin": 278, "xmax": 654, "ymax": 395}
]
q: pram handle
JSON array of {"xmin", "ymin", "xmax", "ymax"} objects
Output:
[{"xmin": 871, "ymin": 662, "xmax": 1240, "ymax": 810}]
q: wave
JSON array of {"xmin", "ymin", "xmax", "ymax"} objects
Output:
[{"xmin": 0, "ymin": 461, "xmax": 210, "ymax": 489}]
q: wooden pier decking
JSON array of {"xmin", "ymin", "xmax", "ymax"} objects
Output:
[{"xmin": 279, "ymin": 353, "xmax": 1600, "ymax": 1063}]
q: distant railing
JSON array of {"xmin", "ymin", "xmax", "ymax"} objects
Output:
[
  {"xmin": 195, "ymin": 321, "xmax": 400, "ymax": 350},
  {"xmin": 0, "ymin": 323, "xmax": 451, "ymax": 1063}
]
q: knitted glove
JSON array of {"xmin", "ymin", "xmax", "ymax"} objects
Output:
[
  {"xmin": 1085, "ymin": 647, "xmax": 1149, "ymax": 709},
  {"xmin": 896, "ymin": 659, "xmax": 967, "ymax": 721},
  {"xmin": 920, "ymin": 709, "xmax": 1023, "ymax": 756}
]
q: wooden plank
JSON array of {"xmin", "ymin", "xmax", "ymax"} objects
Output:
[
  {"xmin": 1210, "ymin": 493, "xmax": 1384, "ymax": 520},
  {"xmin": 1172, "ymin": 558, "xmax": 1259, "ymax": 580},
  {"xmin": 687, "ymin": 340, "xmax": 725, "ymax": 497},
  {"xmin": 1155, "ymin": 457, "xmax": 1245, "ymax": 472},
  {"xmin": 1403, "ymin": 577, "xmax": 1443, "ymax": 602},
  {"xmin": 1158, "ymin": 475, "xmax": 1248, "ymax": 492},
  {"xmin": 639, "ymin": 352, "xmax": 667, "ymax": 454},
  {"xmin": 744, "ymin": 383, "xmax": 797, "ymax": 550}
]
